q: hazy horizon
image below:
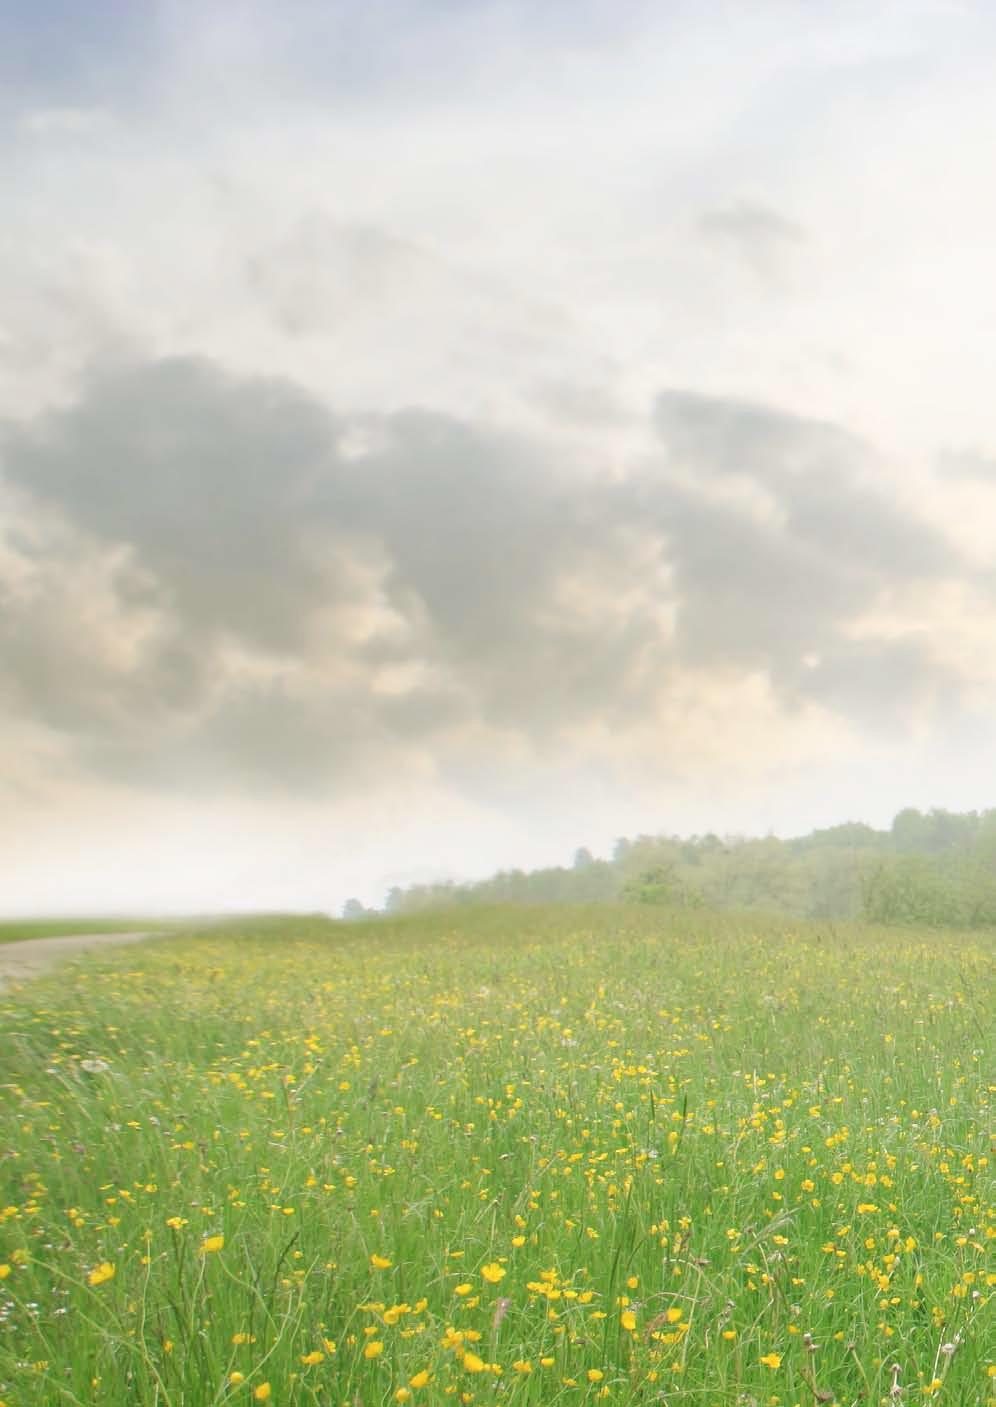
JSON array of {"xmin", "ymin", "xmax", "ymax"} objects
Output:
[
  {"xmin": 5, "ymin": 1, "xmax": 996, "ymax": 913},
  {"xmin": 0, "ymin": 803, "xmax": 977, "ymax": 919}
]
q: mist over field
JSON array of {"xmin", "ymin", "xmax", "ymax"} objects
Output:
[{"xmin": 5, "ymin": 1, "xmax": 996, "ymax": 911}]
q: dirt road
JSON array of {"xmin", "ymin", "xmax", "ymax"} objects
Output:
[{"xmin": 0, "ymin": 931, "xmax": 154, "ymax": 991}]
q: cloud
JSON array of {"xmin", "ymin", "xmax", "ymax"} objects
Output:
[
  {"xmin": 697, "ymin": 201, "xmax": 807, "ymax": 283},
  {"xmin": 238, "ymin": 212, "xmax": 583, "ymax": 426},
  {"xmin": 936, "ymin": 447, "xmax": 996, "ymax": 480},
  {"xmin": 0, "ymin": 357, "xmax": 978, "ymax": 803},
  {"xmin": 7, "ymin": 357, "xmax": 344, "ymax": 650},
  {"xmin": 16, "ymin": 105, "xmax": 112, "ymax": 136},
  {"xmin": 0, "ymin": 2, "xmax": 153, "ymax": 111},
  {"xmin": 0, "ymin": 356, "xmax": 663, "ymax": 794},
  {"xmin": 646, "ymin": 389, "xmax": 961, "ymax": 720},
  {"xmin": 245, "ymin": 214, "xmax": 569, "ymax": 347},
  {"xmin": 6, "ymin": 0, "xmax": 996, "ymax": 918},
  {"xmin": 528, "ymin": 380, "xmax": 632, "ymax": 428}
]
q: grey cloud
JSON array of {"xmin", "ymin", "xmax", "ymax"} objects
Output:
[
  {"xmin": 795, "ymin": 638, "xmax": 958, "ymax": 727},
  {"xmin": 8, "ymin": 358, "xmax": 341, "ymax": 652},
  {"xmin": 638, "ymin": 486, "xmax": 855, "ymax": 668},
  {"xmin": 0, "ymin": 539, "xmax": 208, "ymax": 742},
  {"xmin": 1, "ymin": 356, "xmax": 660, "ymax": 788},
  {"xmin": 648, "ymin": 388, "xmax": 959, "ymax": 721},
  {"xmin": 79, "ymin": 680, "xmax": 447, "ymax": 797},
  {"xmin": 0, "ymin": 359, "xmax": 972, "ymax": 795},
  {"xmin": 697, "ymin": 201, "xmax": 806, "ymax": 282},
  {"xmin": 655, "ymin": 390, "xmax": 949, "ymax": 585},
  {"xmin": 655, "ymin": 388, "xmax": 863, "ymax": 487}
]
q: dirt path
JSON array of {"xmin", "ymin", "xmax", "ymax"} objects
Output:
[{"xmin": 0, "ymin": 931, "xmax": 154, "ymax": 991}]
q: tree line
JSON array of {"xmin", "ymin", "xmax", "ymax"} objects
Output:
[{"xmin": 340, "ymin": 807, "xmax": 996, "ymax": 928}]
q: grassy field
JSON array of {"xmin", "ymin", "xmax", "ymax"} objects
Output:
[
  {"xmin": 0, "ymin": 907, "xmax": 991, "ymax": 1406},
  {"xmin": 0, "ymin": 919, "xmax": 173, "ymax": 945}
]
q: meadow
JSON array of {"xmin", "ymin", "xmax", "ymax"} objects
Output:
[{"xmin": 0, "ymin": 907, "xmax": 991, "ymax": 1406}]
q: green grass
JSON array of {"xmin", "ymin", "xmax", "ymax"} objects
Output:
[
  {"xmin": 0, "ymin": 918, "xmax": 175, "ymax": 945},
  {"xmin": 0, "ymin": 905, "xmax": 991, "ymax": 1406}
]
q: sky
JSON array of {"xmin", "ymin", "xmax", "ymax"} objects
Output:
[{"xmin": 4, "ymin": 0, "xmax": 996, "ymax": 914}]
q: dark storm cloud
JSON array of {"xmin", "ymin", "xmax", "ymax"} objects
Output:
[{"xmin": 0, "ymin": 359, "xmax": 971, "ymax": 794}]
